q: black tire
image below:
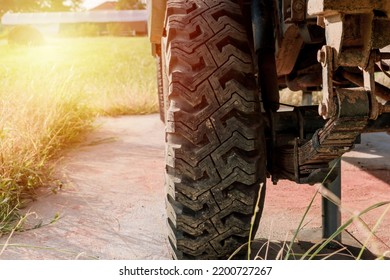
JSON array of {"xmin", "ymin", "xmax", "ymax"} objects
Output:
[{"xmin": 162, "ymin": 0, "xmax": 267, "ymax": 259}]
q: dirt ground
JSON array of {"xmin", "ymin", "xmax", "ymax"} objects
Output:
[
  {"xmin": 257, "ymin": 132, "xmax": 390, "ymax": 259},
  {"xmin": 0, "ymin": 115, "xmax": 389, "ymax": 260}
]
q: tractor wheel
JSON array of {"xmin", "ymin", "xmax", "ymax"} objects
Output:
[{"xmin": 162, "ymin": 0, "xmax": 267, "ymax": 259}]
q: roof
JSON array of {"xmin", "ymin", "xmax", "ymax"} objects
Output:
[
  {"xmin": 90, "ymin": 1, "xmax": 117, "ymax": 11},
  {"xmin": 1, "ymin": 10, "xmax": 148, "ymax": 25}
]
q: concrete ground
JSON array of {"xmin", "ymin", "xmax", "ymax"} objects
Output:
[{"xmin": 0, "ymin": 115, "xmax": 389, "ymax": 259}]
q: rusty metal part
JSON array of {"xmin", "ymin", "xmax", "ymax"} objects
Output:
[
  {"xmin": 376, "ymin": 52, "xmax": 390, "ymax": 79},
  {"xmin": 292, "ymin": 0, "xmax": 306, "ymax": 22},
  {"xmin": 372, "ymin": 17, "xmax": 390, "ymax": 49},
  {"xmin": 308, "ymin": 0, "xmax": 390, "ymax": 68},
  {"xmin": 267, "ymin": 103, "xmax": 389, "ymax": 183},
  {"xmin": 318, "ymin": 45, "xmax": 387, "ymax": 120},
  {"xmin": 379, "ymin": 52, "xmax": 390, "ymax": 60},
  {"xmin": 267, "ymin": 105, "xmax": 325, "ymax": 184},
  {"xmin": 286, "ymin": 64, "xmax": 322, "ymax": 91},
  {"xmin": 285, "ymin": 0, "xmax": 307, "ymax": 23},
  {"xmin": 265, "ymin": 105, "xmax": 389, "ymax": 134},
  {"xmin": 148, "ymin": 0, "xmax": 166, "ymax": 46},
  {"xmin": 377, "ymin": 62, "xmax": 390, "ymax": 73},
  {"xmin": 322, "ymin": 13, "xmax": 373, "ymax": 68},
  {"xmin": 318, "ymin": 45, "xmax": 336, "ymax": 119},
  {"xmin": 341, "ymin": 71, "xmax": 390, "ymax": 102},
  {"xmin": 276, "ymin": 24, "xmax": 304, "ymax": 75},
  {"xmin": 279, "ymin": 0, "xmax": 390, "ymax": 184},
  {"xmin": 307, "ymin": 0, "xmax": 390, "ymax": 16},
  {"xmin": 336, "ymin": 16, "xmax": 390, "ymax": 66},
  {"xmin": 363, "ymin": 53, "xmax": 380, "ymax": 120},
  {"xmin": 297, "ymin": 88, "xmax": 370, "ymax": 183},
  {"xmin": 317, "ymin": 16, "xmax": 325, "ymax": 28},
  {"xmin": 379, "ymin": 103, "xmax": 390, "ymax": 114},
  {"xmin": 378, "ymin": 62, "xmax": 390, "ymax": 79}
]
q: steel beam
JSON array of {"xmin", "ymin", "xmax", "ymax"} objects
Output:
[{"xmin": 322, "ymin": 159, "xmax": 342, "ymax": 243}]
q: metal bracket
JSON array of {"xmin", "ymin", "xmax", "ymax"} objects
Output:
[
  {"xmin": 287, "ymin": 0, "xmax": 307, "ymax": 23},
  {"xmin": 267, "ymin": 106, "xmax": 390, "ymax": 184},
  {"xmin": 296, "ymin": 88, "xmax": 370, "ymax": 184},
  {"xmin": 317, "ymin": 45, "xmax": 336, "ymax": 119}
]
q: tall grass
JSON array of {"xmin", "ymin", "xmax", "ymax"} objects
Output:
[{"xmin": 0, "ymin": 37, "xmax": 158, "ymax": 233}]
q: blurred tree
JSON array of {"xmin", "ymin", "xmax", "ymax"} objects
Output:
[
  {"xmin": 40, "ymin": 0, "xmax": 70, "ymax": 11},
  {"xmin": 0, "ymin": 0, "xmax": 83, "ymax": 15},
  {"xmin": 68, "ymin": 0, "xmax": 83, "ymax": 11},
  {"xmin": 41, "ymin": 0, "xmax": 84, "ymax": 11},
  {"xmin": 0, "ymin": 0, "xmax": 40, "ymax": 15},
  {"xmin": 116, "ymin": 0, "xmax": 146, "ymax": 10}
]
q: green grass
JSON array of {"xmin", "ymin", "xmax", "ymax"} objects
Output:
[
  {"xmin": 0, "ymin": 36, "xmax": 158, "ymax": 234},
  {"xmin": 0, "ymin": 36, "xmax": 158, "ymax": 115}
]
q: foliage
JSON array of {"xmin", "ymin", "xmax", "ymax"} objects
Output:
[
  {"xmin": 0, "ymin": 0, "xmax": 39, "ymax": 14},
  {"xmin": 0, "ymin": 0, "xmax": 82, "ymax": 15},
  {"xmin": 116, "ymin": 0, "xmax": 146, "ymax": 10},
  {"xmin": 0, "ymin": 37, "xmax": 157, "ymax": 234},
  {"xmin": 107, "ymin": 23, "xmax": 123, "ymax": 36},
  {"xmin": 7, "ymin": 25, "xmax": 45, "ymax": 45},
  {"xmin": 59, "ymin": 23, "xmax": 101, "ymax": 37},
  {"xmin": 40, "ymin": 0, "xmax": 76, "ymax": 11}
]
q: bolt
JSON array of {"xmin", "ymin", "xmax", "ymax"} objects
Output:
[
  {"xmin": 317, "ymin": 50, "xmax": 326, "ymax": 65},
  {"xmin": 318, "ymin": 103, "xmax": 328, "ymax": 117},
  {"xmin": 294, "ymin": 1, "xmax": 304, "ymax": 12}
]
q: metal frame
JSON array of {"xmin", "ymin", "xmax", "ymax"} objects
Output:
[{"xmin": 322, "ymin": 159, "xmax": 342, "ymax": 242}]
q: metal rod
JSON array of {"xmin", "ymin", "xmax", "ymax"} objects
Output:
[
  {"xmin": 251, "ymin": 0, "xmax": 280, "ymax": 111},
  {"xmin": 380, "ymin": 52, "xmax": 390, "ymax": 60},
  {"xmin": 265, "ymin": 107, "xmax": 390, "ymax": 133},
  {"xmin": 341, "ymin": 71, "xmax": 390, "ymax": 102},
  {"xmin": 322, "ymin": 159, "xmax": 342, "ymax": 243}
]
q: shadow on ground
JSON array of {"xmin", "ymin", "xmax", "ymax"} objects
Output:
[{"xmin": 343, "ymin": 133, "xmax": 390, "ymax": 186}]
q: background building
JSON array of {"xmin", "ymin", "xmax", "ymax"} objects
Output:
[{"xmin": 1, "ymin": 1, "xmax": 148, "ymax": 37}]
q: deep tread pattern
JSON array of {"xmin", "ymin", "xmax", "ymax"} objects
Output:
[
  {"xmin": 156, "ymin": 55, "xmax": 165, "ymax": 122},
  {"xmin": 163, "ymin": 0, "xmax": 266, "ymax": 259},
  {"xmin": 167, "ymin": 81, "xmax": 220, "ymax": 130},
  {"xmin": 166, "ymin": 157, "xmax": 220, "ymax": 200}
]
